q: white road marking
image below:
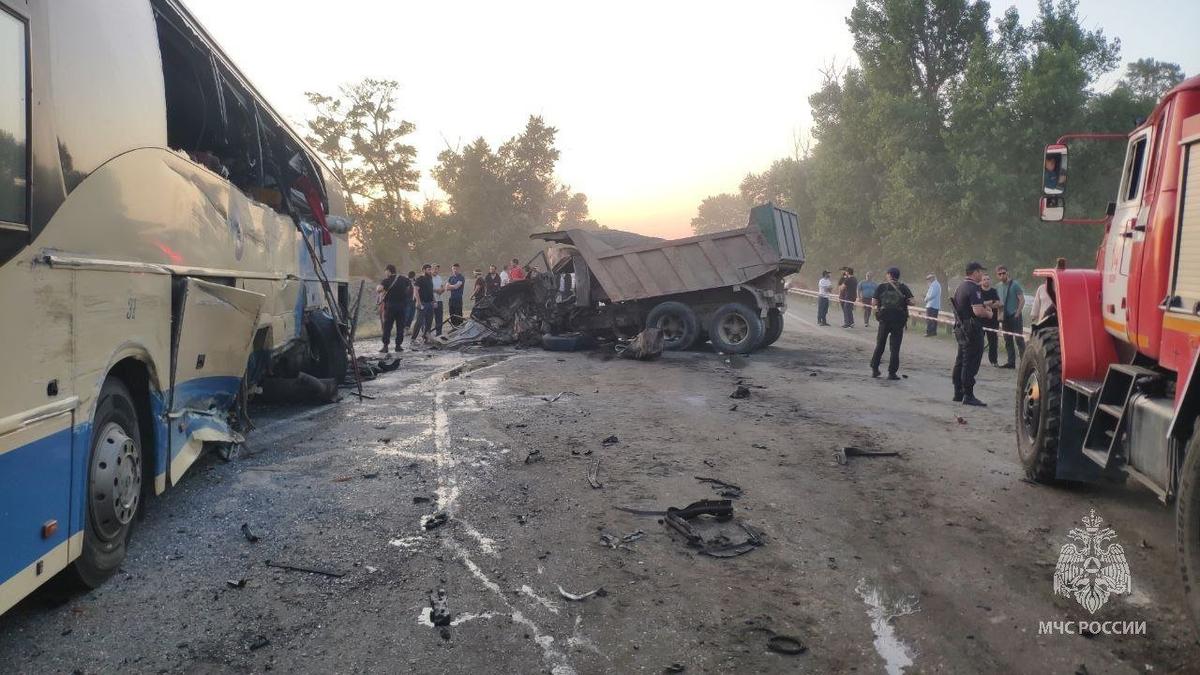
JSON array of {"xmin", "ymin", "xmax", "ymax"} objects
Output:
[
  {"xmin": 856, "ymin": 579, "xmax": 919, "ymax": 675},
  {"xmin": 519, "ymin": 584, "xmax": 561, "ymax": 614}
]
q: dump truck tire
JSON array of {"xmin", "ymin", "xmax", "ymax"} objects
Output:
[
  {"xmin": 645, "ymin": 301, "xmax": 699, "ymax": 351},
  {"xmin": 72, "ymin": 378, "xmax": 142, "ymax": 588},
  {"xmin": 1179, "ymin": 426, "xmax": 1200, "ymax": 630},
  {"xmin": 760, "ymin": 309, "xmax": 784, "ymax": 348},
  {"xmin": 303, "ymin": 311, "xmax": 348, "ymax": 382},
  {"xmin": 709, "ymin": 303, "xmax": 764, "ymax": 354},
  {"xmin": 1015, "ymin": 328, "xmax": 1062, "ymax": 483}
]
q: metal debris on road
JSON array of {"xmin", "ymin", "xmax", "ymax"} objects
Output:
[
  {"xmin": 587, "ymin": 459, "xmax": 603, "ymax": 489},
  {"xmin": 694, "ymin": 476, "xmax": 743, "ymax": 499},
  {"xmin": 664, "ymin": 663, "xmax": 686, "ymax": 673},
  {"xmin": 730, "ymin": 386, "xmax": 751, "ymax": 399},
  {"xmin": 614, "ymin": 327, "xmax": 664, "ymax": 360},
  {"xmin": 249, "ymin": 636, "xmax": 271, "ymax": 651},
  {"xmin": 264, "ymin": 560, "xmax": 345, "ymax": 578},
  {"xmin": 226, "ymin": 579, "xmax": 247, "ymax": 589},
  {"xmin": 542, "ymin": 391, "xmax": 578, "ymax": 403},
  {"xmin": 422, "ymin": 512, "xmax": 449, "ymax": 530},
  {"xmin": 240, "ymin": 523, "xmax": 260, "ymax": 543},
  {"xmin": 412, "ymin": 495, "xmax": 432, "ymax": 504},
  {"xmin": 651, "ymin": 499, "xmax": 764, "ymax": 558},
  {"xmin": 429, "ymin": 588, "xmax": 452, "ymax": 627},
  {"xmin": 834, "ymin": 446, "xmax": 901, "ymax": 465},
  {"xmin": 601, "ymin": 435, "xmax": 619, "ymax": 446},
  {"xmin": 600, "ymin": 529, "xmax": 645, "ymax": 551},
  {"xmin": 524, "ymin": 449, "xmax": 544, "ymax": 464},
  {"xmin": 557, "ymin": 585, "xmax": 608, "ymax": 601},
  {"xmin": 361, "ymin": 471, "xmax": 380, "ymax": 479}
]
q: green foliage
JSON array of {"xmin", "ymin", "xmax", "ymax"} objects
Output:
[
  {"xmin": 691, "ymin": 194, "xmax": 747, "ymax": 235},
  {"xmin": 691, "ymin": 0, "xmax": 1184, "ymax": 285}
]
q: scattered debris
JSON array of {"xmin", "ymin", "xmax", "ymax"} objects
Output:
[
  {"xmin": 600, "ymin": 529, "xmax": 646, "ymax": 550},
  {"xmin": 614, "ymin": 327, "xmax": 664, "ymax": 360},
  {"xmin": 240, "ymin": 523, "xmax": 260, "ymax": 543},
  {"xmin": 730, "ymin": 386, "xmax": 751, "ymax": 399},
  {"xmin": 429, "ymin": 588, "xmax": 452, "ymax": 627},
  {"xmin": 361, "ymin": 471, "xmax": 380, "ymax": 479},
  {"xmin": 729, "ymin": 404, "xmax": 738, "ymax": 411},
  {"xmin": 703, "ymin": 459, "xmax": 716, "ymax": 467},
  {"xmin": 751, "ymin": 443, "xmax": 768, "ymax": 449},
  {"xmin": 422, "ymin": 512, "xmax": 449, "ymax": 530},
  {"xmin": 1141, "ymin": 539, "xmax": 1152, "ymax": 549},
  {"xmin": 664, "ymin": 663, "xmax": 686, "ymax": 673},
  {"xmin": 226, "ymin": 579, "xmax": 247, "ymax": 589},
  {"xmin": 264, "ymin": 560, "xmax": 345, "ymax": 578},
  {"xmin": 956, "ymin": 416, "xmax": 967, "ymax": 425},
  {"xmin": 412, "ymin": 496, "xmax": 433, "ymax": 504},
  {"xmin": 834, "ymin": 446, "xmax": 901, "ymax": 465},
  {"xmin": 258, "ymin": 372, "xmax": 338, "ymax": 403},
  {"xmin": 694, "ymin": 476, "xmax": 743, "ymax": 499},
  {"xmin": 249, "ymin": 636, "xmax": 271, "ymax": 651},
  {"xmin": 542, "ymin": 391, "xmax": 579, "ymax": 403},
  {"xmin": 766, "ymin": 635, "xmax": 807, "ymax": 655},
  {"xmin": 601, "ymin": 435, "xmax": 619, "ymax": 446},
  {"xmin": 557, "ymin": 585, "xmax": 608, "ymax": 601},
  {"xmin": 331, "ymin": 476, "xmax": 354, "ymax": 483},
  {"xmin": 524, "ymin": 449, "xmax": 544, "ymax": 464},
  {"xmin": 587, "ymin": 459, "xmax": 603, "ymax": 489}
]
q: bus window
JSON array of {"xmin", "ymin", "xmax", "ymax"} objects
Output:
[{"xmin": 0, "ymin": 7, "xmax": 27, "ymax": 226}]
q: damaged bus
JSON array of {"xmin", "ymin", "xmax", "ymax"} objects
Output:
[{"xmin": 0, "ymin": 0, "xmax": 350, "ymax": 614}]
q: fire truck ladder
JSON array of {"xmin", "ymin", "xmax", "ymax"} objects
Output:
[{"xmin": 1080, "ymin": 364, "xmax": 1161, "ymax": 468}]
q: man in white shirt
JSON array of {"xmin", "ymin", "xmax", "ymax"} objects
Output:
[
  {"xmin": 923, "ymin": 273, "xmax": 942, "ymax": 336},
  {"xmin": 431, "ymin": 263, "xmax": 445, "ymax": 336},
  {"xmin": 816, "ymin": 270, "xmax": 833, "ymax": 326},
  {"xmin": 499, "ymin": 268, "xmax": 510, "ymax": 287}
]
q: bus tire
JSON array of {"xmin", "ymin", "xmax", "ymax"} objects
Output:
[
  {"xmin": 709, "ymin": 303, "xmax": 765, "ymax": 354},
  {"xmin": 760, "ymin": 308, "xmax": 784, "ymax": 348},
  {"xmin": 72, "ymin": 378, "xmax": 143, "ymax": 588},
  {"xmin": 303, "ymin": 311, "xmax": 348, "ymax": 382},
  {"xmin": 645, "ymin": 301, "xmax": 699, "ymax": 351},
  {"xmin": 1178, "ymin": 425, "xmax": 1200, "ymax": 629},
  {"xmin": 1015, "ymin": 328, "xmax": 1062, "ymax": 483}
]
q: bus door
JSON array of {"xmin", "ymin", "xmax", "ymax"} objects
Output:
[{"xmin": 167, "ymin": 278, "xmax": 262, "ymax": 485}]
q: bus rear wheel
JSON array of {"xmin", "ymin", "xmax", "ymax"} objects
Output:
[
  {"xmin": 1015, "ymin": 328, "xmax": 1062, "ymax": 483},
  {"xmin": 72, "ymin": 378, "xmax": 143, "ymax": 588}
]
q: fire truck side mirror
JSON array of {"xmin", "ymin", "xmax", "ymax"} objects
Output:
[
  {"xmin": 1040, "ymin": 196, "xmax": 1065, "ymax": 222},
  {"xmin": 1043, "ymin": 144, "xmax": 1068, "ymax": 196}
]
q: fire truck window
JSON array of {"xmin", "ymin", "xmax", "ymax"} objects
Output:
[
  {"xmin": 1122, "ymin": 136, "xmax": 1148, "ymax": 203},
  {"xmin": 0, "ymin": 9, "xmax": 27, "ymax": 225}
]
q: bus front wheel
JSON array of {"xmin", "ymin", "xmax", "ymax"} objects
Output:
[{"xmin": 72, "ymin": 378, "xmax": 143, "ymax": 588}]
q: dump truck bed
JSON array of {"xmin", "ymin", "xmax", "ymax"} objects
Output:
[{"xmin": 532, "ymin": 204, "xmax": 803, "ymax": 304}]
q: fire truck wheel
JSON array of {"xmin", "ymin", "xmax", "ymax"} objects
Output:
[
  {"xmin": 72, "ymin": 378, "xmax": 142, "ymax": 588},
  {"xmin": 709, "ymin": 303, "xmax": 765, "ymax": 354},
  {"xmin": 1015, "ymin": 328, "xmax": 1062, "ymax": 483},
  {"xmin": 760, "ymin": 308, "xmax": 785, "ymax": 348},
  {"xmin": 645, "ymin": 301, "xmax": 699, "ymax": 351},
  {"xmin": 1177, "ymin": 427, "xmax": 1200, "ymax": 626},
  {"xmin": 303, "ymin": 311, "xmax": 348, "ymax": 382}
]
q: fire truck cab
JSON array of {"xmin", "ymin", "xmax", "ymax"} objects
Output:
[{"xmin": 1020, "ymin": 76, "xmax": 1200, "ymax": 622}]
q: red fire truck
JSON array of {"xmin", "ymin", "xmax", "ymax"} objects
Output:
[{"xmin": 1020, "ymin": 75, "xmax": 1200, "ymax": 621}]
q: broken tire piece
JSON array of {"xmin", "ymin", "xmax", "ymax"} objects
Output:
[
  {"xmin": 766, "ymin": 635, "xmax": 807, "ymax": 655},
  {"xmin": 422, "ymin": 512, "xmax": 449, "ymax": 530},
  {"xmin": 601, "ymin": 435, "xmax": 619, "ymax": 446},
  {"xmin": 241, "ymin": 523, "xmax": 260, "ymax": 543},
  {"xmin": 730, "ymin": 386, "xmax": 751, "ymax": 399}
]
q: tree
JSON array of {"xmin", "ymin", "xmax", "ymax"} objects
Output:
[
  {"xmin": 559, "ymin": 192, "xmax": 601, "ymax": 230},
  {"xmin": 303, "ymin": 79, "xmax": 420, "ymax": 270},
  {"xmin": 1120, "ymin": 58, "xmax": 1185, "ymax": 102},
  {"xmin": 691, "ymin": 194, "xmax": 747, "ymax": 235}
]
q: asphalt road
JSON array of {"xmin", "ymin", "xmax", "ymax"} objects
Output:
[{"xmin": 1, "ymin": 316, "xmax": 1198, "ymax": 674}]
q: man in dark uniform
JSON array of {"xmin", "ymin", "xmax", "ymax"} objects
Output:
[
  {"xmin": 870, "ymin": 267, "xmax": 913, "ymax": 380},
  {"xmin": 379, "ymin": 264, "xmax": 411, "ymax": 353},
  {"xmin": 952, "ymin": 261, "xmax": 992, "ymax": 406}
]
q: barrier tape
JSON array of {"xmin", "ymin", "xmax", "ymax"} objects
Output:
[{"xmin": 786, "ymin": 288, "xmax": 1031, "ymax": 339}]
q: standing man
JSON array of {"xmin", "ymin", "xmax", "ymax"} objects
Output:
[
  {"xmin": 446, "ymin": 263, "xmax": 466, "ymax": 328},
  {"xmin": 378, "ymin": 264, "xmax": 410, "ymax": 354},
  {"xmin": 431, "ymin": 263, "xmax": 445, "ymax": 336},
  {"xmin": 924, "ymin": 273, "xmax": 942, "ymax": 336},
  {"xmin": 838, "ymin": 267, "xmax": 858, "ymax": 328},
  {"xmin": 980, "ymin": 274, "xmax": 1002, "ymax": 366},
  {"xmin": 816, "ymin": 271, "xmax": 832, "ymax": 326},
  {"xmin": 870, "ymin": 267, "xmax": 913, "ymax": 380},
  {"xmin": 858, "ymin": 271, "xmax": 878, "ymax": 328},
  {"xmin": 411, "ymin": 264, "xmax": 435, "ymax": 343},
  {"xmin": 472, "ymin": 268, "xmax": 485, "ymax": 305},
  {"xmin": 508, "ymin": 257, "xmax": 526, "ymax": 282},
  {"xmin": 484, "ymin": 265, "xmax": 502, "ymax": 296},
  {"xmin": 995, "ymin": 265, "xmax": 1026, "ymax": 368},
  {"xmin": 404, "ymin": 271, "xmax": 417, "ymax": 330},
  {"xmin": 951, "ymin": 262, "xmax": 992, "ymax": 406}
]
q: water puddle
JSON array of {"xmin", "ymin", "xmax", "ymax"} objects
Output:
[{"xmin": 856, "ymin": 579, "xmax": 919, "ymax": 675}]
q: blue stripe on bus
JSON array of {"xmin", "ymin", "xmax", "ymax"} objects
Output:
[{"xmin": 0, "ymin": 426, "xmax": 75, "ymax": 583}]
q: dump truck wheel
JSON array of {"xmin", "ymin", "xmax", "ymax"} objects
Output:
[
  {"xmin": 760, "ymin": 309, "xmax": 784, "ymax": 348},
  {"xmin": 709, "ymin": 303, "xmax": 764, "ymax": 354},
  {"xmin": 645, "ymin": 301, "xmax": 699, "ymax": 351},
  {"xmin": 303, "ymin": 311, "xmax": 348, "ymax": 382},
  {"xmin": 1178, "ymin": 426, "xmax": 1200, "ymax": 629},
  {"xmin": 72, "ymin": 378, "xmax": 142, "ymax": 588},
  {"xmin": 1015, "ymin": 328, "xmax": 1062, "ymax": 483}
]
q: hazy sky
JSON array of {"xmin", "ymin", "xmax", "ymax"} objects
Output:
[{"xmin": 186, "ymin": 0, "xmax": 1199, "ymax": 239}]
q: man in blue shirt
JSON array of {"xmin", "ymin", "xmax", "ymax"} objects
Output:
[
  {"xmin": 994, "ymin": 265, "xmax": 1026, "ymax": 368},
  {"xmin": 923, "ymin": 273, "xmax": 942, "ymax": 336},
  {"xmin": 446, "ymin": 263, "xmax": 466, "ymax": 328},
  {"xmin": 857, "ymin": 272, "xmax": 878, "ymax": 328}
]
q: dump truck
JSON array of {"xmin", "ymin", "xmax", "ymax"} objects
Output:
[{"xmin": 458, "ymin": 203, "xmax": 803, "ymax": 353}]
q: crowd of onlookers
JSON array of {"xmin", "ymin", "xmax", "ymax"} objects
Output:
[{"xmin": 373, "ymin": 258, "xmax": 528, "ymax": 352}]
